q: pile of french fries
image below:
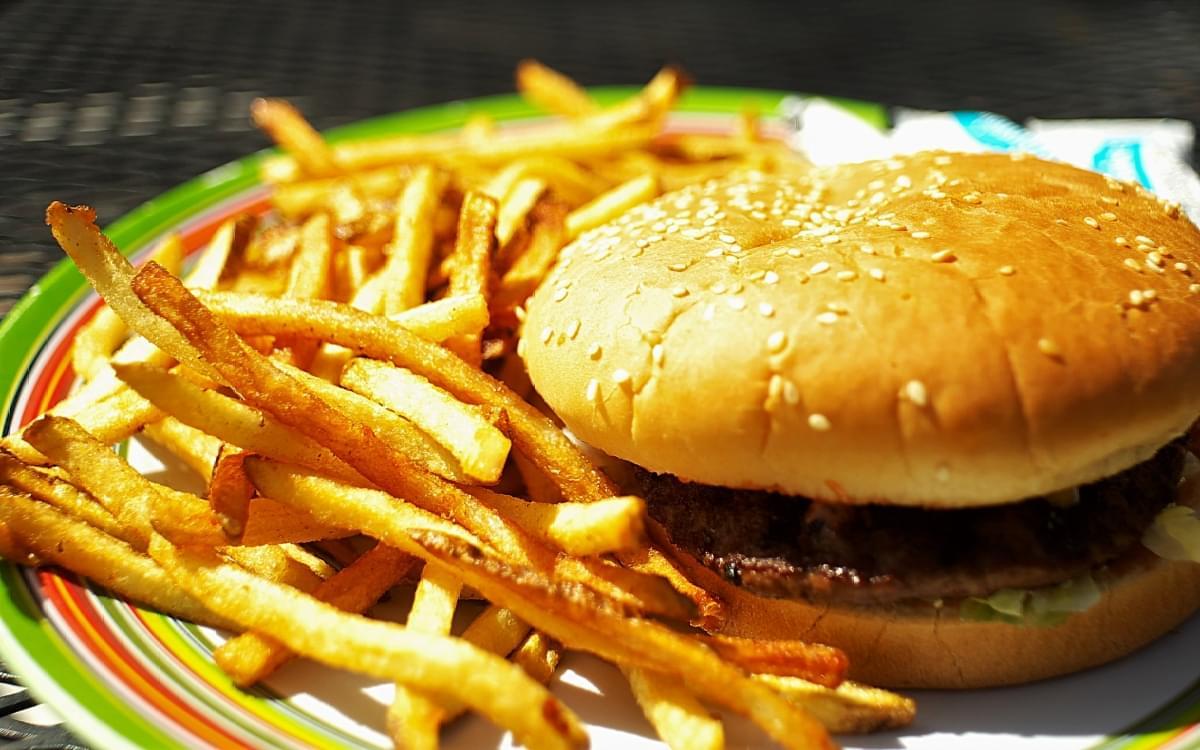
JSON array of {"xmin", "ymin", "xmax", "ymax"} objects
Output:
[{"xmin": 0, "ymin": 61, "xmax": 914, "ymax": 750}]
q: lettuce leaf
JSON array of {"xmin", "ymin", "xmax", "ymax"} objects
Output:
[
  {"xmin": 1143, "ymin": 503, "xmax": 1200, "ymax": 562},
  {"xmin": 959, "ymin": 575, "xmax": 1101, "ymax": 627}
]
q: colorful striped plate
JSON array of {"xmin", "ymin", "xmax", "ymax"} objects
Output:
[{"xmin": 0, "ymin": 88, "xmax": 1198, "ymax": 749}]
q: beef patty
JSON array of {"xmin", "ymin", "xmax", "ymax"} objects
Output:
[{"xmin": 640, "ymin": 440, "xmax": 1187, "ymax": 606}]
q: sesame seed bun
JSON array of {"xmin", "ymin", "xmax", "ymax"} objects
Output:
[{"xmin": 523, "ymin": 152, "xmax": 1200, "ymax": 507}]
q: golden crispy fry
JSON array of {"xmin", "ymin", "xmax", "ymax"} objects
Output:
[
  {"xmin": 387, "ymin": 563, "xmax": 463, "ymax": 750},
  {"xmin": 251, "ymin": 98, "xmax": 340, "ymax": 178},
  {"xmin": 261, "ymin": 122, "xmax": 658, "ymax": 183},
  {"xmin": 272, "ymin": 167, "xmax": 407, "ymax": 220},
  {"xmin": 45, "ymin": 203, "xmax": 220, "ymax": 381},
  {"xmin": 752, "ymin": 674, "xmax": 916, "ymax": 733},
  {"xmin": 0, "ymin": 449, "xmax": 124, "ymax": 538},
  {"xmin": 512, "ymin": 631, "xmax": 562, "ymax": 685},
  {"xmin": 496, "ymin": 177, "xmax": 547, "ymax": 247},
  {"xmin": 435, "ymin": 605, "xmax": 533, "ymax": 722},
  {"xmin": 493, "ymin": 201, "xmax": 569, "ymax": 315},
  {"xmin": 149, "ymin": 537, "xmax": 588, "ymax": 750},
  {"xmin": 238, "ymin": 497, "xmax": 351, "ymax": 546},
  {"xmin": 0, "ymin": 487, "xmax": 230, "ymax": 628},
  {"xmin": 193, "ymin": 289, "xmax": 488, "ymax": 345},
  {"xmin": 274, "ymin": 360, "xmax": 466, "ymax": 482},
  {"xmin": 113, "ymin": 362, "xmax": 363, "ymax": 484},
  {"xmin": 222, "ymin": 544, "xmax": 330, "ymax": 593},
  {"xmin": 445, "ymin": 191, "xmax": 498, "ymax": 363},
  {"xmin": 412, "ymin": 531, "xmax": 834, "ymax": 750},
  {"xmin": 286, "ymin": 213, "xmax": 334, "ymax": 300},
  {"xmin": 71, "ymin": 304, "xmax": 127, "ymax": 383},
  {"xmin": 516, "ymin": 60, "xmax": 598, "ymax": 118},
  {"xmin": 565, "ymin": 173, "xmax": 658, "ymax": 239},
  {"xmin": 141, "ymin": 417, "xmax": 223, "ymax": 480},
  {"xmin": 484, "ymin": 157, "xmax": 606, "ymax": 207},
  {"xmin": 698, "ymin": 634, "xmax": 847, "ymax": 687},
  {"xmin": 620, "ymin": 538, "xmax": 727, "ymax": 631},
  {"xmin": 185, "ymin": 216, "xmax": 256, "ymax": 290},
  {"xmin": 214, "ymin": 544, "xmax": 417, "ymax": 686},
  {"xmin": 623, "ymin": 666, "xmax": 725, "ymax": 750},
  {"xmin": 382, "ymin": 165, "xmax": 443, "ymax": 315},
  {"xmin": 341, "ymin": 357, "xmax": 510, "ymax": 484},
  {"xmin": 470, "ymin": 488, "xmax": 646, "ymax": 556},
  {"xmin": 208, "ymin": 446, "xmax": 253, "ymax": 541},
  {"xmin": 23, "ymin": 415, "xmax": 224, "ymax": 550}
]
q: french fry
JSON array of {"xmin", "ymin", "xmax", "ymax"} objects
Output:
[
  {"xmin": 113, "ymin": 363, "xmax": 363, "ymax": 484},
  {"xmin": 411, "ymin": 530, "xmax": 834, "ymax": 750},
  {"xmin": 753, "ymin": 674, "xmax": 916, "ymax": 734},
  {"xmin": 141, "ymin": 417, "xmax": 223, "ymax": 480},
  {"xmin": 149, "ymin": 537, "xmax": 589, "ymax": 750},
  {"xmin": 193, "ymin": 290, "xmax": 488, "ymax": 346},
  {"xmin": 493, "ymin": 200, "xmax": 569, "ymax": 314},
  {"xmin": 238, "ymin": 497, "xmax": 351, "ymax": 546},
  {"xmin": 512, "ymin": 631, "xmax": 562, "ymax": 685},
  {"xmin": 341, "ymin": 357, "xmax": 510, "ymax": 484},
  {"xmin": 516, "ymin": 60, "xmax": 598, "ymax": 118},
  {"xmin": 0, "ymin": 449, "xmax": 124, "ymax": 538},
  {"xmin": 251, "ymin": 98, "xmax": 340, "ymax": 178},
  {"xmin": 272, "ymin": 167, "xmax": 407, "ymax": 220},
  {"xmin": 620, "ymin": 539, "xmax": 727, "ymax": 631},
  {"xmin": 382, "ymin": 165, "xmax": 442, "ymax": 315},
  {"xmin": 274, "ymin": 360, "xmax": 467, "ymax": 482},
  {"xmin": 23, "ymin": 415, "xmax": 224, "ymax": 550},
  {"xmin": 444, "ymin": 191, "xmax": 498, "ymax": 363},
  {"xmin": 623, "ymin": 666, "xmax": 725, "ymax": 750},
  {"xmin": 185, "ymin": 216, "xmax": 255, "ymax": 290},
  {"xmin": 45, "ymin": 203, "xmax": 220, "ymax": 382},
  {"xmin": 71, "ymin": 304, "xmax": 127, "ymax": 383},
  {"xmin": 698, "ymin": 634, "xmax": 847, "ymax": 687},
  {"xmin": 208, "ymin": 446, "xmax": 254, "ymax": 541},
  {"xmin": 387, "ymin": 563, "xmax": 463, "ymax": 750},
  {"xmin": 565, "ymin": 173, "xmax": 658, "ymax": 239},
  {"xmin": 469, "ymin": 488, "xmax": 647, "ymax": 556},
  {"xmin": 214, "ymin": 544, "xmax": 418, "ymax": 686},
  {"xmin": 0, "ymin": 487, "xmax": 230, "ymax": 628},
  {"xmin": 496, "ymin": 177, "xmax": 546, "ymax": 247}
]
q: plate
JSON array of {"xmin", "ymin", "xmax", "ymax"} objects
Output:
[{"xmin": 1, "ymin": 88, "xmax": 1198, "ymax": 750}]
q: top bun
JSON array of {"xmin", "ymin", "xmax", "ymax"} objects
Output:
[{"xmin": 523, "ymin": 152, "xmax": 1200, "ymax": 507}]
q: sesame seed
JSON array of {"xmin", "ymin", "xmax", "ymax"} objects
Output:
[
  {"xmin": 1147, "ymin": 258, "xmax": 1165, "ymax": 273},
  {"xmin": 711, "ymin": 282, "xmax": 727, "ymax": 294},
  {"xmin": 860, "ymin": 244, "xmax": 876, "ymax": 255},
  {"xmin": 706, "ymin": 247, "xmax": 724, "ymax": 258},
  {"xmin": 998, "ymin": 265, "xmax": 1015, "ymax": 275},
  {"xmin": 1175, "ymin": 262, "xmax": 1190, "ymax": 272},
  {"xmin": 1148, "ymin": 251, "xmax": 1164, "ymax": 266},
  {"xmin": 1191, "ymin": 284, "xmax": 1200, "ymax": 294},
  {"xmin": 668, "ymin": 262, "xmax": 688, "ymax": 272},
  {"xmin": 516, "ymin": 338, "xmax": 527, "ymax": 358},
  {"xmin": 1129, "ymin": 290, "xmax": 1145, "ymax": 306},
  {"xmin": 703, "ymin": 304, "xmax": 716, "ymax": 321},
  {"xmin": 1100, "ymin": 212, "xmax": 1117, "ymax": 222},
  {"xmin": 763, "ymin": 271, "xmax": 780, "ymax": 285},
  {"xmin": 787, "ymin": 248, "xmax": 803, "ymax": 258},
  {"xmin": 1101, "ymin": 196, "xmax": 1120, "ymax": 205},
  {"xmin": 1037, "ymin": 338, "xmax": 1062, "ymax": 358},
  {"xmin": 816, "ymin": 311, "xmax": 839, "ymax": 325},
  {"xmin": 566, "ymin": 320, "xmax": 581, "ymax": 339},
  {"xmin": 1114, "ymin": 236, "xmax": 1130, "ymax": 247},
  {"xmin": 836, "ymin": 270, "xmax": 857, "ymax": 281},
  {"xmin": 652, "ymin": 344, "xmax": 664, "ymax": 366},
  {"xmin": 612, "ymin": 369, "xmax": 631, "ymax": 385},
  {"xmin": 821, "ymin": 235, "xmax": 841, "ymax": 245},
  {"xmin": 766, "ymin": 331, "xmax": 788, "ymax": 353},
  {"xmin": 514, "ymin": 306, "xmax": 527, "ymax": 322},
  {"xmin": 962, "ymin": 193, "xmax": 981, "ymax": 204},
  {"xmin": 931, "ymin": 249, "xmax": 955, "ymax": 263},
  {"xmin": 1083, "ymin": 216, "xmax": 1100, "ymax": 229},
  {"xmin": 781, "ymin": 218, "xmax": 800, "ymax": 227},
  {"xmin": 929, "ymin": 190, "xmax": 947, "ymax": 200},
  {"xmin": 1123, "ymin": 258, "xmax": 1142, "ymax": 272},
  {"xmin": 768, "ymin": 374, "xmax": 784, "ymax": 401},
  {"xmin": 1143, "ymin": 288, "xmax": 1157, "ymax": 301},
  {"xmin": 758, "ymin": 302, "xmax": 775, "ymax": 317},
  {"xmin": 540, "ymin": 327, "xmax": 554, "ymax": 344},
  {"xmin": 809, "ymin": 261, "xmax": 831, "ymax": 275},
  {"xmin": 783, "ymin": 379, "xmax": 800, "ymax": 405},
  {"xmin": 904, "ymin": 379, "xmax": 929, "ymax": 407},
  {"xmin": 1135, "ymin": 235, "xmax": 1155, "ymax": 246},
  {"xmin": 553, "ymin": 288, "xmax": 568, "ymax": 302},
  {"xmin": 868, "ymin": 268, "xmax": 886, "ymax": 281},
  {"xmin": 588, "ymin": 343, "xmax": 603, "ymax": 359},
  {"xmin": 911, "ymin": 231, "xmax": 931, "ymax": 239},
  {"xmin": 808, "ymin": 413, "xmax": 832, "ymax": 431},
  {"xmin": 719, "ymin": 233, "xmax": 736, "ymax": 244},
  {"xmin": 671, "ymin": 285, "xmax": 689, "ymax": 297},
  {"xmin": 727, "ymin": 296, "xmax": 747, "ymax": 311}
]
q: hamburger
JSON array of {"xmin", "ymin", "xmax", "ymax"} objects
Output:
[{"xmin": 521, "ymin": 151, "xmax": 1200, "ymax": 688}]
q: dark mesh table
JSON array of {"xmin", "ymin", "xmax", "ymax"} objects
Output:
[{"xmin": 2, "ymin": 0, "xmax": 1200, "ymax": 745}]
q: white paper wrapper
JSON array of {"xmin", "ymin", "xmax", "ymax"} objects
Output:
[{"xmin": 780, "ymin": 96, "xmax": 1200, "ymax": 224}]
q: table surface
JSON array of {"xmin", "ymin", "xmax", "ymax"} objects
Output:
[{"xmin": 2, "ymin": 0, "xmax": 1200, "ymax": 745}]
